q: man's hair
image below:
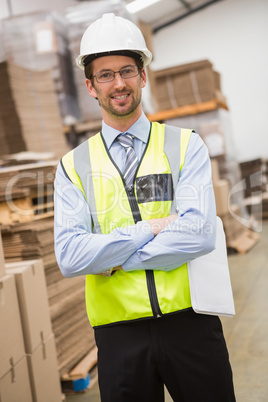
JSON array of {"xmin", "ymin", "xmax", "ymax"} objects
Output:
[{"xmin": 85, "ymin": 55, "xmax": 144, "ymax": 83}]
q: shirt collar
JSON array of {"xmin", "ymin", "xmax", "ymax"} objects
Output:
[{"xmin": 101, "ymin": 112, "xmax": 151, "ymax": 150}]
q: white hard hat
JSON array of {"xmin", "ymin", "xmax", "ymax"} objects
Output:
[{"xmin": 76, "ymin": 13, "xmax": 152, "ymax": 70}]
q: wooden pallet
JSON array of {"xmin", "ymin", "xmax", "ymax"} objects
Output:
[
  {"xmin": 0, "ymin": 195, "xmax": 54, "ymax": 226},
  {"xmin": 0, "ymin": 196, "xmax": 34, "ymax": 225},
  {"xmin": 61, "ymin": 347, "xmax": 98, "ymax": 394},
  {"xmin": 146, "ymin": 99, "xmax": 228, "ymax": 122}
]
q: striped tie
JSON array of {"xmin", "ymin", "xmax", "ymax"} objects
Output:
[{"xmin": 116, "ymin": 133, "xmax": 139, "ymax": 188}]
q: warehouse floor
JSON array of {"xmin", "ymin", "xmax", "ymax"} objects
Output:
[{"xmin": 65, "ymin": 221, "xmax": 268, "ymax": 402}]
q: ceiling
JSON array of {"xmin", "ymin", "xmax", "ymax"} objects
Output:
[{"xmin": 125, "ymin": 0, "xmax": 223, "ymax": 32}]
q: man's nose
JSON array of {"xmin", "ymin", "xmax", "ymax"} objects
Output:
[{"xmin": 113, "ymin": 72, "xmax": 126, "ymax": 87}]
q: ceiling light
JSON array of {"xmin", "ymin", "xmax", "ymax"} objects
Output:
[{"xmin": 126, "ymin": 0, "xmax": 161, "ymax": 14}]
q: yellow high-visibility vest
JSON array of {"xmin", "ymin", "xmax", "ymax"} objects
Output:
[{"xmin": 61, "ymin": 122, "xmax": 193, "ymax": 327}]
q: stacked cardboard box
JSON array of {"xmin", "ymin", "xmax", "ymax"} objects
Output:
[
  {"xmin": 211, "ymin": 157, "xmax": 232, "ymax": 219},
  {"xmin": 219, "ymin": 205, "xmax": 247, "ymax": 244},
  {"xmin": 149, "ymin": 59, "xmax": 226, "ymax": 112},
  {"xmin": 239, "ymin": 158, "xmax": 268, "ymax": 220},
  {"xmin": 0, "ymin": 235, "xmax": 32, "ymax": 402},
  {"xmin": 262, "ymin": 192, "xmax": 268, "ymax": 219},
  {"xmin": 0, "ymin": 231, "xmax": 6, "ymax": 278},
  {"xmin": 239, "ymin": 158, "xmax": 267, "ymax": 197},
  {"xmin": 5, "ymin": 260, "xmax": 62, "ymax": 402},
  {"xmin": 0, "ymin": 62, "xmax": 26, "ymax": 156}
]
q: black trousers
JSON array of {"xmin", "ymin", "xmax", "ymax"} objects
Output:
[{"xmin": 94, "ymin": 309, "xmax": 236, "ymax": 402}]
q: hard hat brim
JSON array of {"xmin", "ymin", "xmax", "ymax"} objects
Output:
[{"xmin": 82, "ymin": 50, "xmax": 144, "ymax": 67}]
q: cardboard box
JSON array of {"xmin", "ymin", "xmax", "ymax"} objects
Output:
[
  {"xmin": 5, "ymin": 259, "xmax": 53, "ymax": 354},
  {"xmin": 213, "ymin": 179, "xmax": 230, "ymax": 216},
  {"xmin": 211, "ymin": 158, "xmax": 220, "ymax": 183},
  {"xmin": 150, "ymin": 59, "xmax": 224, "ymax": 111},
  {"xmin": 239, "ymin": 158, "xmax": 265, "ymax": 198},
  {"xmin": 0, "ymin": 274, "xmax": 25, "ymax": 378},
  {"xmin": 27, "ymin": 334, "xmax": 62, "ymax": 402},
  {"xmin": 0, "ymin": 356, "xmax": 32, "ymax": 402},
  {"xmin": 0, "ymin": 231, "xmax": 5, "ymax": 278},
  {"xmin": 220, "ymin": 205, "xmax": 246, "ymax": 244}
]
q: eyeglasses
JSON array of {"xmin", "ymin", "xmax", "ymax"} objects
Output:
[{"xmin": 92, "ymin": 65, "xmax": 141, "ymax": 83}]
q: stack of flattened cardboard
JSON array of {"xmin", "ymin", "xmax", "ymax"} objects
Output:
[
  {"xmin": 149, "ymin": 59, "xmax": 227, "ymax": 112},
  {"xmin": 6, "ymin": 63, "xmax": 69, "ymax": 160},
  {"xmin": 0, "ymin": 62, "xmax": 26, "ymax": 156},
  {"xmin": 0, "ymin": 232, "xmax": 32, "ymax": 402},
  {"xmin": 1, "ymin": 218, "xmax": 95, "ymax": 376}
]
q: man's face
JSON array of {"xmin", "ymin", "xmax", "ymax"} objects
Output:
[{"xmin": 85, "ymin": 55, "xmax": 146, "ymax": 121}]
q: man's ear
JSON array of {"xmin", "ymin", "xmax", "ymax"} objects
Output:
[
  {"xmin": 85, "ymin": 79, "xmax": 97, "ymax": 99},
  {"xmin": 141, "ymin": 68, "xmax": 147, "ymax": 89}
]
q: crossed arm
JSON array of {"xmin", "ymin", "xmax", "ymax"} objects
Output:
[{"xmin": 112, "ymin": 215, "xmax": 178, "ymax": 272}]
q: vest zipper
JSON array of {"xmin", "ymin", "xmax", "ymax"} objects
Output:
[
  {"xmin": 127, "ymin": 187, "xmax": 162, "ymax": 319},
  {"xmin": 126, "ymin": 186, "xmax": 142, "ymax": 223},
  {"xmin": 146, "ymin": 271, "xmax": 162, "ymax": 318}
]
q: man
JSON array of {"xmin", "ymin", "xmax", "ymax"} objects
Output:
[{"xmin": 54, "ymin": 13, "xmax": 236, "ymax": 402}]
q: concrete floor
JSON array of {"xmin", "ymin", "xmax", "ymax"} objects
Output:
[{"xmin": 65, "ymin": 221, "xmax": 268, "ymax": 402}]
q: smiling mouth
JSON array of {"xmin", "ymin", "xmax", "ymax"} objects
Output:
[{"xmin": 112, "ymin": 94, "xmax": 129, "ymax": 100}]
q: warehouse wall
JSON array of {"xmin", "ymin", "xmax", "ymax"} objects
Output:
[{"xmin": 150, "ymin": 0, "xmax": 268, "ymax": 162}]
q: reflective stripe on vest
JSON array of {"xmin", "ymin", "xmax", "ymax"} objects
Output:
[{"xmin": 61, "ymin": 122, "xmax": 193, "ymax": 327}]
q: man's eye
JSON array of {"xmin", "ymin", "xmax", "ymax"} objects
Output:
[
  {"xmin": 121, "ymin": 67, "xmax": 133, "ymax": 75},
  {"xmin": 99, "ymin": 71, "xmax": 113, "ymax": 79}
]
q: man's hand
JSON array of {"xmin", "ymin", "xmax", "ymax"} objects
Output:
[
  {"xmin": 112, "ymin": 265, "xmax": 123, "ymax": 271},
  {"xmin": 147, "ymin": 214, "xmax": 178, "ymax": 236},
  {"xmin": 95, "ymin": 265, "xmax": 122, "ymax": 276}
]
